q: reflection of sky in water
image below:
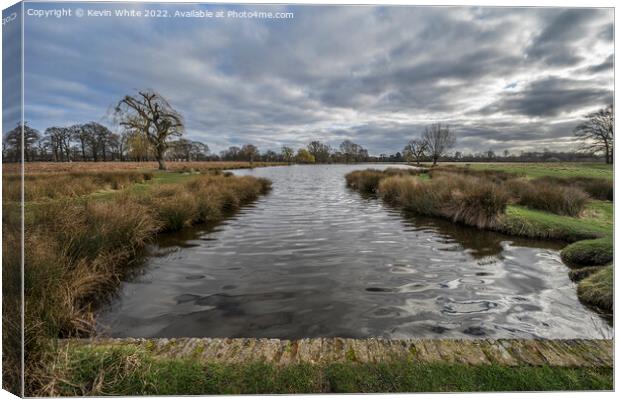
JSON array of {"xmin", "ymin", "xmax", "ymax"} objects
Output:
[{"xmin": 97, "ymin": 165, "xmax": 612, "ymax": 340}]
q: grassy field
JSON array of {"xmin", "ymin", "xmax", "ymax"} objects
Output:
[
  {"xmin": 2, "ymin": 160, "xmax": 285, "ymax": 174},
  {"xmin": 40, "ymin": 344, "xmax": 612, "ymax": 395},
  {"xmin": 437, "ymin": 162, "xmax": 613, "ymax": 180}
]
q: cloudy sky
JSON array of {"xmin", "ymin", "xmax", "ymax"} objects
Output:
[{"xmin": 12, "ymin": 2, "xmax": 615, "ymax": 155}]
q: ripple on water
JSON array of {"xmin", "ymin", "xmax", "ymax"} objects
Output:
[{"xmin": 96, "ymin": 164, "xmax": 612, "ymax": 340}]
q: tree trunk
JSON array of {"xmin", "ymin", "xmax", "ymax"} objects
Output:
[
  {"xmin": 432, "ymin": 156, "xmax": 438, "ymax": 165},
  {"xmin": 156, "ymin": 147, "xmax": 167, "ymax": 170}
]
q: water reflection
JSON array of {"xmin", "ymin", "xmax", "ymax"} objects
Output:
[{"xmin": 97, "ymin": 164, "xmax": 612, "ymax": 340}]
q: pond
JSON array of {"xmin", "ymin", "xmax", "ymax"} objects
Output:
[{"xmin": 97, "ymin": 164, "xmax": 612, "ymax": 339}]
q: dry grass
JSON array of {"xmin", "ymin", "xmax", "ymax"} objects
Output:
[
  {"xmin": 533, "ymin": 176, "xmax": 613, "ymax": 201},
  {"xmin": 345, "ymin": 168, "xmax": 426, "ymax": 193},
  {"xmin": 446, "ymin": 179, "xmax": 509, "ymax": 229},
  {"xmin": 18, "ymin": 172, "xmax": 271, "ymax": 395},
  {"xmin": 429, "ymin": 166, "xmax": 520, "ymax": 183},
  {"xmin": 577, "ymin": 265, "xmax": 613, "ymax": 313},
  {"xmin": 505, "ymin": 178, "xmax": 590, "ymax": 217},
  {"xmin": 432, "ymin": 168, "xmax": 592, "ymax": 217},
  {"xmin": 3, "ymin": 161, "xmax": 284, "ymax": 174},
  {"xmin": 345, "ymin": 170, "xmax": 386, "ymax": 193},
  {"xmin": 2, "ymin": 203, "xmax": 22, "ymax": 395},
  {"xmin": 377, "ymin": 173, "xmax": 508, "ymax": 229},
  {"xmin": 3, "ymin": 171, "xmax": 153, "ymax": 202}
]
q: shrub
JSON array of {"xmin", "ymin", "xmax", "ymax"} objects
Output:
[
  {"xmin": 377, "ymin": 174, "xmax": 508, "ymax": 229},
  {"xmin": 429, "ymin": 166, "xmax": 520, "ymax": 183},
  {"xmin": 345, "ymin": 168, "xmax": 429, "ymax": 195},
  {"xmin": 533, "ymin": 176, "xmax": 612, "ymax": 201},
  {"xmin": 150, "ymin": 189, "xmax": 199, "ymax": 231},
  {"xmin": 345, "ymin": 170, "xmax": 385, "ymax": 193},
  {"xmin": 378, "ymin": 176, "xmax": 446, "ymax": 216},
  {"xmin": 445, "ymin": 180, "xmax": 509, "ymax": 229},
  {"xmin": 577, "ymin": 265, "xmax": 613, "ymax": 313},
  {"xmin": 577, "ymin": 178, "xmax": 613, "ymax": 201},
  {"xmin": 377, "ymin": 176, "xmax": 408, "ymax": 204},
  {"xmin": 507, "ymin": 179, "xmax": 589, "ymax": 216}
]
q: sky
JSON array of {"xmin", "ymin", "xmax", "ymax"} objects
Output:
[{"xmin": 8, "ymin": 2, "xmax": 615, "ymax": 155}]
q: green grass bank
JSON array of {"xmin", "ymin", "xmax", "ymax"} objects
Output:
[{"xmin": 40, "ymin": 341, "xmax": 612, "ymax": 395}]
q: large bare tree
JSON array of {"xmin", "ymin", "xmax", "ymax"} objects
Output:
[
  {"xmin": 574, "ymin": 104, "xmax": 614, "ymax": 164},
  {"xmin": 403, "ymin": 138, "xmax": 428, "ymax": 165},
  {"xmin": 422, "ymin": 123, "xmax": 456, "ymax": 165},
  {"xmin": 115, "ymin": 90, "xmax": 184, "ymax": 170},
  {"xmin": 44, "ymin": 126, "xmax": 73, "ymax": 162}
]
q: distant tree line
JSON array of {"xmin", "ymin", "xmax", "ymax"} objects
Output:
[
  {"xmin": 3, "ymin": 90, "xmax": 612, "ymax": 166},
  {"xmin": 217, "ymin": 139, "xmax": 371, "ymax": 164},
  {"xmin": 1, "ymin": 121, "xmax": 210, "ymax": 164}
]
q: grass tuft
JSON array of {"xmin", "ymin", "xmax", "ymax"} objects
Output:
[
  {"xmin": 4, "ymin": 171, "xmax": 153, "ymax": 202},
  {"xmin": 577, "ymin": 266, "xmax": 613, "ymax": 313},
  {"xmin": 506, "ymin": 179, "xmax": 589, "ymax": 216}
]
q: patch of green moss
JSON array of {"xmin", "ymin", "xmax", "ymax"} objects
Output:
[
  {"xmin": 345, "ymin": 347, "xmax": 358, "ymax": 362},
  {"xmin": 561, "ymin": 237, "xmax": 613, "ymax": 268}
]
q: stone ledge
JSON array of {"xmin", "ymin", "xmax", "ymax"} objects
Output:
[{"xmin": 61, "ymin": 338, "xmax": 613, "ymax": 368}]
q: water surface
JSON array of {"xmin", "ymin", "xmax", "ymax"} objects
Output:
[{"xmin": 97, "ymin": 164, "xmax": 612, "ymax": 339}]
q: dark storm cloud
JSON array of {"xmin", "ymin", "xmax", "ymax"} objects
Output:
[
  {"xmin": 17, "ymin": 4, "xmax": 614, "ymax": 155},
  {"xmin": 598, "ymin": 22, "xmax": 614, "ymax": 42},
  {"xmin": 525, "ymin": 9, "xmax": 604, "ymax": 66},
  {"xmin": 480, "ymin": 77, "xmax": 613, "ymax": 117}
]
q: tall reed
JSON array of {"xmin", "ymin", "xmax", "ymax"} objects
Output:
[{"xmin": 20, "ymin": 172, "xmax": 271, "ymax": 395}]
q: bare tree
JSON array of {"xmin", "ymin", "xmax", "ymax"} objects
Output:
[
  {"xmin": 574, "ymin": 104, "xmax": 614, "ymax": 164},
  {"xmin": 71, "ymin": 124, "xmax": 92, "ymax": 161},
  {"xmin": 169, "ymin": 138, "xmax": 210, "ymax": 161},
  {"xmin": 241, "ymin": 144, "xmax": 259, "ymax": 165},
  {"xmin": 339, "ymin": 140, "xmax": 367, "ymax": 163},
  {"xmin": 77, "ymin": 122, "xmax": 113, "ymax": 162},
  {"xmin": 307, "ymin": 141, "xmax": 331, "ymax": 163},
  {"xmin": 403, "ymin": 139, "xmax": 428, "ymax": 165},
  {"xmin": 3, "ymin": 123, "xmax": 40, "ymax": 162},
  {"xmin": 281, "ymin": 146, "xmax": 294, "ymax": 164},
  {"xmin": 115, "ymin": 90, "xmax": 184, "ymax": 170},
  {"xmin": 422, "ymin": 123, "xmax": 456, "ymax": 165}
]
